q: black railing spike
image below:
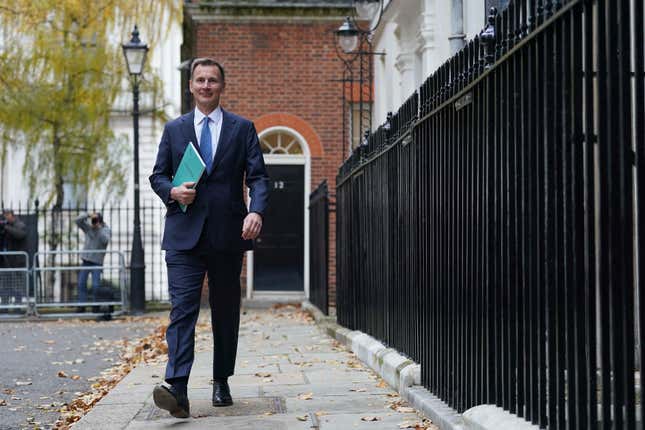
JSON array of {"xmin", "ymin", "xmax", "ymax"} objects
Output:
[
  {"xmin": 509, "ymin": 3, "xmax": 518, "ymax": 48},
  {"xmin": 502, "ymin": 4, "xmax": 511, "ymax": 52},
  {"xmin": 385, "ymin": 111, "xmax": 393, "ymax": 131},
  {"xmin": 537, "ymin": 0, "xmax": 545, "ymax": 24},
  {"xmin": 495, "ymin": 12, "xmax": 503, "ymax": 59},
  {"xmin": 362, "ymin": 129, "xmax": 370, "ymax": 148},
  {"xmin": 478, "ymin": 36, "xmax": 486, "ymax": 74},
  {"xmin": 521, "ymin": 0, "xmax": 529, "ymax": 37}
]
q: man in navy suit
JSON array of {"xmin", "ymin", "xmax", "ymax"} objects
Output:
[{"xmin": 149, "ymin": 57, "xmax": 269, "ymax": 417}]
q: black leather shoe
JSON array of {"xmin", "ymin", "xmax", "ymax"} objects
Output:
[
  {"xmin": 212, "ymin": 380, "xmax": 233, "ymax": 407},
  {"xmin": 153, "ymin": 384, "xmax": 190, "ymax": 418}
]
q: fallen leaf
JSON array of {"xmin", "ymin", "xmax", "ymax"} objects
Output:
[
  {"xmin": 296, "ymin": 415, "xmax": 308, "ymax": 421},
  {"xmin": 71, "ymin": 375, "xmax": 81, "ymax": 380},
  {"xmin": 376, "ymin": 380, "xmax": 388, "ymax": 388},
  {"xmin": 58, "ymin": 371, "xmax": 69, "ymax": 378},
  {"xmin": 298, "ymin": 392, "xmax": 313, "ymax": 400},
  {"xmin": 362, "ymin": 416, "xmax": 381, "ymax": 421},
  {"xmin": 15, "ymin": 381, "xmax": 32, "ymax": 386},
  {"xmin": 0, "ymin": 399, "xmax": 6, "ymax": 406},
  {"xmin": 254, "ymin": 372, "xmax": 271, "ymax": 378},
  {"xmin": 315, "ymin": 411, "xmax": 327, "ymax": 417},
  {"xmin": 396, "ymin": 406, "xmax": 416, "ymax": 413},
  {"xmin": 350, "ymin": 388, "xmax": 367, "ymax": 392},
  {"xmin": 3, "ymin": 389, "xmax": 14, "ymax": 395}
]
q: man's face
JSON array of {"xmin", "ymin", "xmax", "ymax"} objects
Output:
[
  {"xmin": 3, "ymin": 212, "xmax": 14, "ymax": 223},
  {"xmin": 189, "ymin": 64, "xmax": 225, "ymax": 112}
]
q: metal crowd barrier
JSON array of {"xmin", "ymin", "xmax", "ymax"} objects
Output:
[
  {"xmin": 33, "ymin": 250, "xmax": 127, "ymax": 316},
  {"xmin": 0, "ymin": 251, "xmax": 31, "ymax": 316}
]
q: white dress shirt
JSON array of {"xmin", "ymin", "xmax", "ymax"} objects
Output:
[{"xmin": 194, "ymin": 106, "xmax": 223, "ymax": 163}]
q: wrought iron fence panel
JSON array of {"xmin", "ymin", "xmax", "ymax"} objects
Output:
[
  {"xmin": 336, "ymin": 0, "xmax": 644, "ymax": 428},
  {"xmin": 6, "ymin": 200, "xmax": 168, "ymax": 303},
  {"xmin": 309, "ymin": 181, "xmax": 332, "ymax": 315}
]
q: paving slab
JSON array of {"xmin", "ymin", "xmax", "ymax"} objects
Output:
[
  {"xmin": 260, "ymin": 382, "xmax": 393, "ymax": 397},
  {"xmin": 317, "ymin": 411, "xmax": 423, "ymax": 429},
  {"xmin": 124, "ymin": 413, "xmax": 315, "ymax": 430},
  {"xmin": 73, "ymin": 403, "xmax": 143, "ymax": 430},
  {"xmin": 284, "ymin": 392, "xmax": 394, "ymax": 414}
]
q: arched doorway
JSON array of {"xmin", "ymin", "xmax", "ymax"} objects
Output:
[{"xmin": 247, "ymin": 127, "xmax": 310, "ymax": 300}]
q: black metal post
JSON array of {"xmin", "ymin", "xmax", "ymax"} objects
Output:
[{"xmin": 130, "ymin": 76, "xmax": 145, "ymax": 314}]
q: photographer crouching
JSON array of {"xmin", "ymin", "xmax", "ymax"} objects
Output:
[{"xmin": 74, "ymin": 212, "xmax": 111, "ymax": 312}]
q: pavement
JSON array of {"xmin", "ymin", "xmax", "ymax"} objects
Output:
[
  {"xmin": 0, "ymin": 316, "xmax": 162, "ymax": 430},
  {"xmin": 73, "ymin": 305, "xmax": 434, "ymax": 430}
]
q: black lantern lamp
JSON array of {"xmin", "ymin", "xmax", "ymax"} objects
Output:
[
  {"xmin": 336, "ymin": 17, "xmax": 360, "ymax": 54},
  {"xmin": 352, "ymin": 0, "xmax": 384, "ymax": 32},
  {"xmin": 122, "ymin": 26, "xmax": 148, "ymax": 77},
  {"xmin": 334, "ymin": 1, "xmax": 385, "ymax": 159}
]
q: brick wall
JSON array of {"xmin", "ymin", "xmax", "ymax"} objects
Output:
[{"xmin": 191, "ymin": 18, "xmax": 348, "ymax": 307}]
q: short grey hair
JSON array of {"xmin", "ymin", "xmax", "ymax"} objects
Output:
[{"xmin": 190, "ymin": 57, "xmax": 225, "ymax": 82}]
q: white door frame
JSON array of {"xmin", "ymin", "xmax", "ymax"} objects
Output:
[{"xmin": 246, "ymin": 126, "xmax": 311, "ymax": 300}]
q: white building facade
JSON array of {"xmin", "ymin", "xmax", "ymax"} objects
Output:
[{"xmin": 371, "ymin": 0, "xmax": 496, "ymax": 129}]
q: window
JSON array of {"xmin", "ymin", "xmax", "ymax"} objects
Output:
[{"xmin": 260, "ymin": 130, "xmax": 303, "ymax": 155}]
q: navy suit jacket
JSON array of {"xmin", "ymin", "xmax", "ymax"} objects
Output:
[{"xmin": 149, "ymin": 109, "xmax": 269, "ymax": 252}]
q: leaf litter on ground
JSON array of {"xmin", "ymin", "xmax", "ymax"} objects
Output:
[{"xmin": 52, "ymin": 316, "xmax": 182, "ymax": 429}]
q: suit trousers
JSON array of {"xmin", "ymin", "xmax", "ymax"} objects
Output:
[{"xmin": 164, "ymin": 228, "xmax": 243, "ymax": 383}]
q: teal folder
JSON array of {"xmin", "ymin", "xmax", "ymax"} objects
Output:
[{"xmin": 172, "ymin": 142, "xmax": 206, "ymax": 212}]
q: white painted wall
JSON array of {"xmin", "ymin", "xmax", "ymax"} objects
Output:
[{"xmin": 372, "ymin": 0, "xmax": 486, "ymax": 128}]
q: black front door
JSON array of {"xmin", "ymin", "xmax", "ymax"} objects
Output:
[{"xmin": 254, "ymin": 164, "xmax": 304, "ymax": 291}]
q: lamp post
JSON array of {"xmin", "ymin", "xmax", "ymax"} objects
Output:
[
  {"xmin": 122, "ymin": 25, "xmax": 148, "ymax": 314},
  {"xmin": 335, "ymin": 0, "xmax": 384, "ymax": 159}
]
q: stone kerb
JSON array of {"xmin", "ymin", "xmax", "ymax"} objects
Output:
[{"xmin": 302, "ymin": 300, "xmax": 540, "ymax": 430}]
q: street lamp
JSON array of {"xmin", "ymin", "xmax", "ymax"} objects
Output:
[
  {"xmin": 334, "ymin": 0, "xmax": 385, "ymax": 159},
  {"xmin": 337, "ymin": 17, "xmax": 359, "ymax": 54},
  {"xmin": 352, "ymin": 0, "xmax": 384, "ymax": 32},
  {"xmin": 122, "ymin": 25, "xmax": 148, "ymax": 314}
]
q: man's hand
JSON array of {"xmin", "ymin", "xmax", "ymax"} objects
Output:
[
  {"xmin": 242, "ymin": 212, "xmax": 263, "ymax": 240},
  {"xmin": 170, "ymin": 182, "xmax": 196, "ymax": 206}
]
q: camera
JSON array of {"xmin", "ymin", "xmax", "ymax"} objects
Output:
[{"xmin": 90, "ymin": 213, "xmax": 103, "ymax": 226}]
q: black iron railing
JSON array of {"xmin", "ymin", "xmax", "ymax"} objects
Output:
[
  {"xmin": 309, "ymin": 181, "xmax": 332, "ymax": 315},
  {"xmin": 6, "ymin": 200, "xmax": 168, "ymax": 302},
  {"xmin": 336, "ymin": 0, "xmax": 644, "ymax": 428}
]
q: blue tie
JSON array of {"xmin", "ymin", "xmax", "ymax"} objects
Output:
[{"xmin": 200, "ymin": 116, "xmax": 213, "ymax": 174}]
